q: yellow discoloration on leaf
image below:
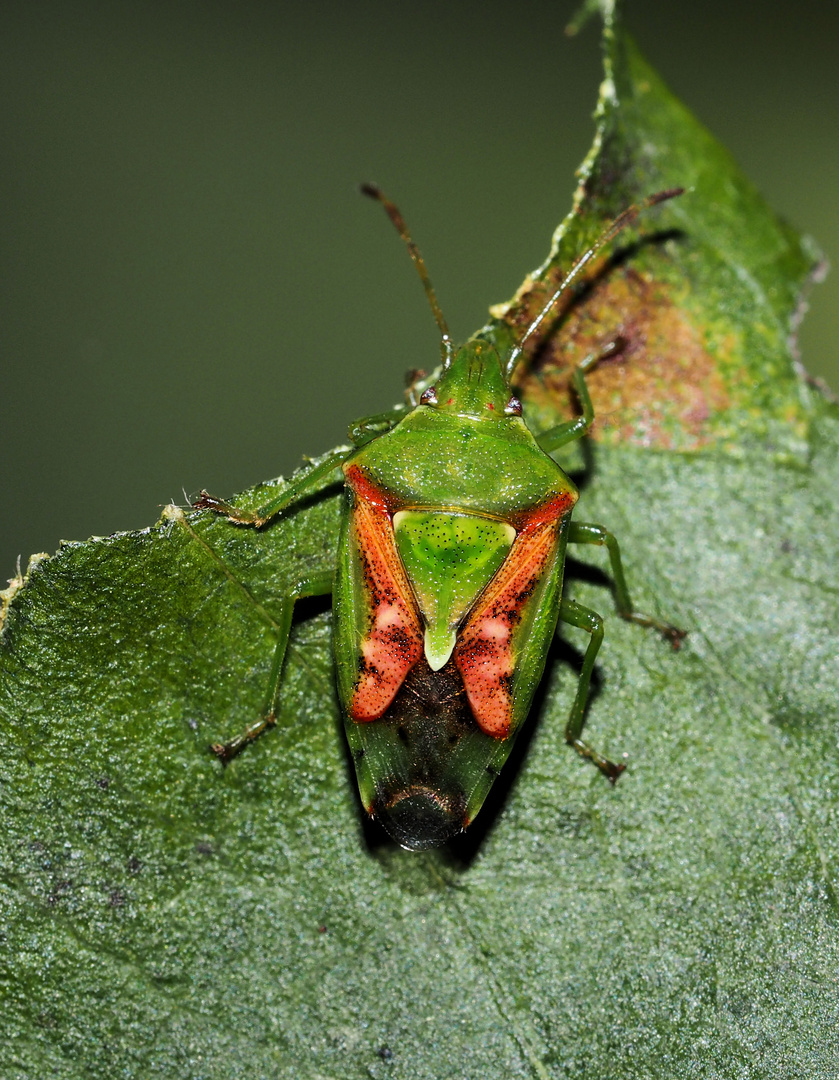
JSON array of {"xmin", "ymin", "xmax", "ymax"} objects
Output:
[{"xmin": 504, "ymin": 266, "xmax": 739, "ymax": 450}]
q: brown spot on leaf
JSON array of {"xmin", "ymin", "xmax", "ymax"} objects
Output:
[{"xmin": 502, "ymin": 266, "xmax": 734, "ymax": 450}]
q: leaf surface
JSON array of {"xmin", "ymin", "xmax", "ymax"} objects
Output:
[{"xmin": 1, "ymin": 3, "xmax": 836, "ymax": 1078}]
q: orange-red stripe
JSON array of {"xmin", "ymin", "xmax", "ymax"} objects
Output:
[
  {"xmin": 455, "ymin": 496, "xmax": 569, "ymax": 738},
  {"xmin": 344, "ymin": 468, "xmax": 423, "ymax": 721}
]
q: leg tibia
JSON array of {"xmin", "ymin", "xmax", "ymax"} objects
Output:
[
  {"xmin": 568, "ymin": 521, "xmax": 686, "ymax": 648},
  {"xmin": 211, "ymin": 570, "xmax": 333, "ymax": 763},
  {"xmin": 194, "ymin": 449, "xmax": 350, "ymax": 527},
  {"xmin": 348, "ymin": 408, "xmax": 407, "ymax": 446},
  {"xmin": 558, "ymin": 598, "xmax": 625, "ymax": 784},
  {"xmin": 535, "ymin": 339, "xmax": 625, "ymax": 453}
]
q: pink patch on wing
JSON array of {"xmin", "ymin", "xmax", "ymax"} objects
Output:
[{"xmin": 344, "ymin": 466, "xmax": 423, "ymax": 721}]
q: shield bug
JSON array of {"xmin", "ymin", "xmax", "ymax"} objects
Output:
[{"xmin": 195, "ymin": 184, "xmax": 685, "ymax": 850}]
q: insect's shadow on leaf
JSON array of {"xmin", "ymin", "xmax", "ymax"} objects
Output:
[
  {"xmin": 443, "ymin": 573, "xmax": 607, "ymax": 869},
  {"xmin": 351, "ymin": 637, "xmax": 595, "ymax": 861},
  {"xmin": 572, "ymin": 228, "xmax": 686, "ymax": 305},
  {"xmin": 291, "ymin": 592, "xmax": 333, "ymax": 627},
  {"xmin": 605, "ymin": 228, "xmax": 685, "ymax": 271},
  {"xmin": 442, "ymin": 692, "xmax": 547, "ymax": 866},
  {"xmin": 563, "ymin": 553, "xmax": 615, "ymax": 597},
  {"xmin": 358, "ymin": 802, "xmax": 396, "ymax": 854},
  {"xmin": 566, "ymin": 442, "xmax": 597, "ymax": 495}
]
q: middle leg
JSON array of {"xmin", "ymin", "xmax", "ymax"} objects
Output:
[
  {"xmin": 210, "ymin": 569, "xmax": 334, "ymax": 763},
  {"xmin": 568, "ymin": 521, "xmax": 686, "ymax": 647}
]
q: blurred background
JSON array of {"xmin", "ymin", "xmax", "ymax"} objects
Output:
[{"xmin": 2, "ymin": 0, "xmax": 837, "ymax": 573}]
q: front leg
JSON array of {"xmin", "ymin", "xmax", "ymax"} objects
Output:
[
  {"xmin": 193, "ymin": 448, "xmax": 351, "ymax": 527},
  {"xmin": 347, "ymin": 407, "xmax": 408, "ymax": 447},
  {"xmin": 535, "ymin": 338, "xmax": 625, "ymax": 453}
]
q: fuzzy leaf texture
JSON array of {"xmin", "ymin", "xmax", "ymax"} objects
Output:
[{"xmin": 1, "ymin": 2, "xmax": 836, "ymax": 1077}]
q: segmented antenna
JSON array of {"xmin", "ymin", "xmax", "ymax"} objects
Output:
[
  {"xmin": 361, "ymin": 183, "xmax": 454, "ymax": 368},
  {"xmin": 504, "ymin": 188, "xmax": 684, "ymax": 379}
]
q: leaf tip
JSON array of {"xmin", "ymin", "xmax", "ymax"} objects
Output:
[
  {"xmin": 1, "ymin": 551, "xmax": 50, "ymax": 635},
  {"xmin": 565, "ymin": 0, "xmax": 612, "ymax": 37},
  {"xmin": 161, "ymin": 503, "xmax": 187, "ymax": 524}
]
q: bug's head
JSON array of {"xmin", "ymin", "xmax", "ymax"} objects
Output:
[
  {"xmin": 363, "ymin": 180, "xmax": 684, "ymax": 423},
  {"xmin": 419, "ymin": 340, "xmax": 522, "ymax": 422}
]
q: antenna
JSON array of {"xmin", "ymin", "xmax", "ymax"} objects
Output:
[
  {"xmin": 361, "ymin": 183, "xmax": 453, "ymax": 367},
  {"xmin": 504, "ymin": 188, "xmax": 684, "ymax": 379}
]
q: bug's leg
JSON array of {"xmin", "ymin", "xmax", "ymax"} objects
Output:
[
  {"xmin": 558, "ymin": 597, "xmax": 625, "ymax": 783},
  {"xmin": 568, "ymin": 521, "xmax": 686, "ymax": 647},
  {"xmin": 193, "ymin": 447, "xmax": 351, "ymax": 527},
  {"xmin": 535, "ymin": 339, "xmax": 624, "ymax": 453},
  {"xmin": 348, "ymin": 407, "xmax": 408, "ymax": 447},
  {"xmin": 210, "ymin": 569, "xmax": 334, "ymax": 763}
]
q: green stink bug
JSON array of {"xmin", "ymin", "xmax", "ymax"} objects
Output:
[{"xmin": 195, "ymin": 184, "xmax": 685, "ymax": 850}]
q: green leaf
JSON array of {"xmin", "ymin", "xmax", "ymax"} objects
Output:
[{"xmin": 2, "ymin": 4, "xmax": 836, "ymax": 1078}]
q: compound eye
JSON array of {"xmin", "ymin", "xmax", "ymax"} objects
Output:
[
  {"xmin": 504, "ymin": 396, "xmax": 522, "ymax": 416},
  {"xmin": 420, "ymin": 386, "xmax": 438, "ymax": 405}
]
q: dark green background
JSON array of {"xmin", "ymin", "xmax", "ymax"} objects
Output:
[{"xmin": 2, "ymin": 0, "xmax": 837, "ymax": 575}]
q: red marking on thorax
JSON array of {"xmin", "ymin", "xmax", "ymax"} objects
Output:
[
  {"xmin": 343, "ymin": 467, "xmax": 422, "ymax": 721},
  {"xmin": 516, "ymin": 491, "xmax": 576, "ymax": 530},
  {"xmin": 455, "ymin": 496, "xmax": 568, "ymax": 738},
  {"xmin": 344, "ymin": 463, "xmax": 393, "ymax": 513}
]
